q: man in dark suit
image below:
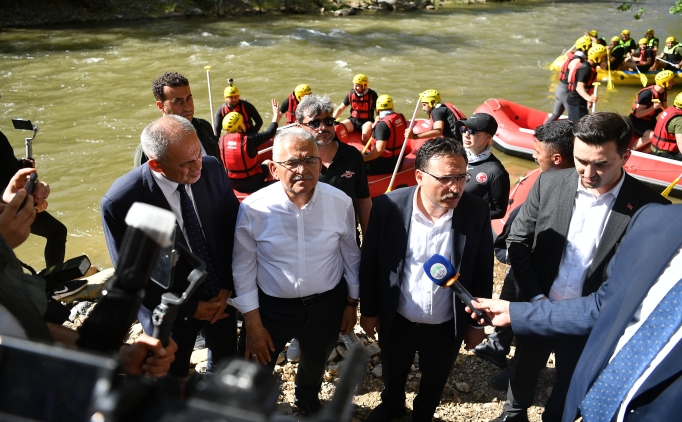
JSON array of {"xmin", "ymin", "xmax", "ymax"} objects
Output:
[
  {"xmin": 495, "ymin": 112, "xmax": 670, "ymax": 422},
  {"xmin": 471, "ymin": 203, "xmax": 680, "ymax": 422},
  {"xmin": 360, "ymin": 136, "xmax": 493, "ymax": 422},
  {"xmin": 102, "ymin": 114, "xmax": 239, "ymax": 377}
]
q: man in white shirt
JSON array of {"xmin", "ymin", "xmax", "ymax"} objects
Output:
[
  {"xmin": 494, "ymin": 112, "xmax": 670, "ymax": 422},
  {"xmin": 359, "ymin": 136, "xmax": 494, "ymax": 422},
  {"xmin": 470, "ymin": 202, "xmax": 679, "ymax": 422},
  {"xmin": 231, "ymin": 127, "xmax": 360, "ymax": 415}
]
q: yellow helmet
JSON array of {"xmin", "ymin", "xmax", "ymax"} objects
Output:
[
  {"xmin": 655, "ymin": 70, "xmax": 676, "ymax": 88},
  {"xmin": 294, "ymin": 84, "xmax": 312, "ymax": 101},
  {"xmin": 639, "ymin": 38, "xmax": 649, "ymax": 45},
  {"xmin": 223, "ymin": 112, "xmax": 245, "ymax": 133},
  {"xmin": 376, "ymin": 94, "xmax": 394, "ymax": 111},
  {"xmin": 621, "ymin": 29, "xmax": 630, "ymax": 35},
  {"xmin": 667, "ymin": 36, "xmax": 677, "ymax": 44},
  {"xmin": 675, "ymin": 92, "xmax": 682, "ymax": 109},
  {"xmin": 646, "ymin": 28, "xmax": 655, "ymax": 35},
  {"xmin": 588, "ymin": 44, "xmax": 607, "ymax": 62},
  {"xmin": 575, "ymin": 35, "xmax": 592, "ymax": 52},
  {"xmin": 224, "ymin": 85, "xmax": 240, "ymax": 98},
  {"xmin": 352, "ymin": 73, "xmax": 369, "ymax": 87},
  {"xmin": 420, "ymin": 89, "xmax": 441, "ymax": 107},
  {"xmin": 610, "ymin": 36, "xmax": 620, "ymax": 44},
  {"xmin": 588, "ymin": 30, "xmax": 598, "ymax": 37}
]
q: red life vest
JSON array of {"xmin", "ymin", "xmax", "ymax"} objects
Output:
[
  {"xmin": 286, "ymin": 93, "xmax": 299, "ymax": 124},
  {"xmin": 558, "ymin": 51, "xmax": 576, "ymax": 83},
  {"xmin": 428, "ymin": 103, "xmax": 467, "ymax": 130},
  {"xmin": 567, "ymin": 62, "xmax": 597, "ymax": 92},
  {"xmin": 219, "ymin": 132, "xmax": 262, "ymax": 179},
  {"xmin": 373, "ymin": 112, "xmax": 407, "ymax": 158},
  {"xmin": 348, "ymin": 90, "xmax": 375, "ymax": 120},
  {"xmin": 631, "ymin": 87, "xmax": 665, "ymax": 121},
  {"xmin": 220, "ymin": 100, "xmax": 252, "ymax": 131},
  {"xmin": 335, "ymin": 123, "xmax": 349, "ymax": 144},
  {"xmin": 652, "ymin": 106, "xmax": 682, "ymax": 153}
]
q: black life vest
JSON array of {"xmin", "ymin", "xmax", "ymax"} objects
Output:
[
  {"xmin": 653, "ymin": 106, "xmax": 682, "ymax": 153},
  {"xmin": 219, "ymin": 132, "xmax": 262, "ymax": 179}
]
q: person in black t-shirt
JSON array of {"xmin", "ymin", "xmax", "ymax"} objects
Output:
[{"xmin": 405, "ymin": 89, "xmax": 465, "ymax": 142}]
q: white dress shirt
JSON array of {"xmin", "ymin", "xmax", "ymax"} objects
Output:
[
  {"xmin": 150, "ymin": 169, "xmax": 204, "ymax": 246},
  {"xmin": 396, "ymin": 188, "xmax": 454, "ymax": 325},
  {"xmin": 547, "ymin": 172, "xmax": 625, "ymax": 301},
  {"xmin": 614, "ymin": 247, "xmax": 682, "ymax": 421},
  {"xmin": 231, "ymin": 182, "xmax": 360, "ymax": 314}
]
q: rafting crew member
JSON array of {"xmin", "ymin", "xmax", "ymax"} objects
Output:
[
  {"xmin": 608, "ymin": 36, "xmax": 627, "ymax": 70},
  {"xmin": 364, "ymin": 94, "xmax": 407, "ymax": 175},
  {"xmin": 135, "ymin": 72, "xmax": 222, "ymax": 167},
  {"xmin": 619, "ymin": 29, "xmax": 637, "ymax": 54},
  {"xmin": 655, "ymin": 36, "xmax": 682, "ymax": 71},
  {"xmin": 280, "ymin": 84, "xmax": 312, "ymax": 125},
  {"xmin": 629, "ymin": 70, "xmax": 675, "ymax": 151},
  {"xmin": 645, "ymin": 28, "xmax": 660, "ymax": 53},
  {"xmin": 215, "ymin": 81, "xmax": 263, "ymax": 137},
  {"xmin": 650, "ymin": 92, "xmax": 682, "ymax": 161},
  {"xmin": 585, "ymin": 29, "xmax": 607, "ymax": 46},
  {"xmin": 546, "ymin": 36, "xmax": 591, "ymax": 123},
  {"xmin": 626, "ymin": 38, "xmax": 655, "ymax": 72},
  {"xmin": 220, "ymin": 98, "xmax": 283, "ymax": 193},
  {"xmin": 333, "ymin": 74, "xmax": 379, "ymax": 144},
  {"xmin": 566, "ymin": 44, "xmax": 605, "ymax": 124},
  {"xmin": 456, "ymin": 113, "xmax": 510, "ymax": 220},
  {"xmin": 406, "ymin": 89, "xmax": 465, "ymax": 141}
]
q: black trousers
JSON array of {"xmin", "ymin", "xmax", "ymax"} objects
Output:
[
  {"xmin": 379, "ymin": 313, "xmax": 461, "ymax": 422},
  {"xmin": 486, "ymin": 268, "xmax": 518, "ymax": 355},
  {"xmin": 503, "ymin": 335, "xmax": 588, "ymax": 421},
  {"xmin": 31, "ymin": 211, "xmax": 67, "ymax": 268},
  {"xmin": 138, "ymin": 303, "xmax": 238, "ymax": 377},
  {"xmin": 238, "ymin": 280, "xmax": 347, "ymax": 408}
]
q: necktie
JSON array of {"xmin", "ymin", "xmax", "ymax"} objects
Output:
[
  {"xmin": 177, "ymin": 184, "xmax": 220, "ymax": 298},
  {"xmin": 580, "ymin": 278, "xmax": 682, "ymax": 421}
]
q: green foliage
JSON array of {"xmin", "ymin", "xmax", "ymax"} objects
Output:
[
  {"xmin": 671, "ymin": 0, "xmax": 682, "ymax": 14},
  {"xmin": 618, "ymin": 0, "xmax": 681, "ymax": 19}
]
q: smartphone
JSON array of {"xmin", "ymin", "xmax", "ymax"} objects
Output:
[
  {"xmin": 24, "ymin": 173, "xmax": 38, "ymax": 196},
  {"xmin": 11, "ymin": 118, "xmax": 33, "ymax": 131}
]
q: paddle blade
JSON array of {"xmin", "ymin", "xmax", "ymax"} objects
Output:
[
  {"xmin": 639, "ymin": 72, "xmax": 648, "ymax": 87},
  {"xmin": 661, "ymin": 173, "xmax": 682, "ymax": 198}
]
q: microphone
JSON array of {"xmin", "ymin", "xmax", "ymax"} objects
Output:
[
  {"xmin": 77, "ymin": 202, "xmax": 176, "ymax": 352},
  {"xmin": 423, "ymin": 254, "xmax": 492, "ymax": 325}
]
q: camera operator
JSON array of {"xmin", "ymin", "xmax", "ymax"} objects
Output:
[
  {"xmin": 1, "ymin": 129, "xmax": 67, "ymax": 268},
  {"xmin": 0, "ymin": 168, "xmax": 178, "ymax": 377}
]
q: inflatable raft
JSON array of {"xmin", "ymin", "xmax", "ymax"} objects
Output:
[
  {"xmin": 549, "ymin": 54, "xmax": 682, "ymax": 86},
  {"xmin": 474, "ymin": 98, "xmax": 682, "ymax": 198}
]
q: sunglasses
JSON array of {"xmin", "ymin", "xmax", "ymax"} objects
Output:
[{"xmin": 303, "ymin": 117, "xmax": 337, "ymax": 129}]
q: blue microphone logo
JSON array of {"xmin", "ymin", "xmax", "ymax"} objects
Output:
[{"xmin": 429, "ymin": 263, "xmax": 447, "ymax": 280}]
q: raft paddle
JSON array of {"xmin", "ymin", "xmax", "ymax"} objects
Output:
[
  {"xmin": 655, "ymin": 57, "xmax": 681, "ymax": 68},
  {"xmin": 591, "ymin": 82, "xmax": 601, "ymax": 113},
  {"xmin": 633, "ymin": 64, "xmax": 649, "ymax": 87},
  {"xmin": 661, "ymin": 173, "xmax": 682, "ymax": 198},
  {"xmin": 386, "ymin": 96, "xmax": 421, "ymax": 193},
  {"xmin": 361, "ymin": 137, "xmax": 373, "ymax": 155},
  {"xmin": 204, "ymin": 66, "xmax": 216, "ymax": 134},
  {"xmin": 606, "ymin": 48, "xmax": 616, "ymax": 91}
]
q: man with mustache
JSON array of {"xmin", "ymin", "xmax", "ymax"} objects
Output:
[
  {"xmin": 492, "ymin": 112, "xmax": 670, "ymax": 422},
  {"xmin": 231, "ymin": 127, "xmax": 361, "ymax": 416},
  {"xmin": 359, "ymin": 136, "xmax": 493, "ymax": 422}
]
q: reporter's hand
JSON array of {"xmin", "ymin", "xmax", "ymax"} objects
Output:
[
  {"xmin": 2, "ymin": 168, "xmax": 50, "ymax": 206},
  {"xmin": 465, "ymin": 298, "xmax": 512, "ymax": 327},
  {"xmin": 193, "ymin": 300, "xmax": 222, "ymax": 321},
  {"xmin": 207, "ymin": 289, "xmax": 231, "ymax": 324},
  {"xmin": 120, "ymin": 334, "xmax": 178, "ymax": 377},
  {"xmin": 0, "ymin": 190, "xmax": 36, "ymax": 248}
]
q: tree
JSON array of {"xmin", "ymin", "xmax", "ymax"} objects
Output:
[{"xmin": 618, "ymin": 0, "xmax": 682, "ymax": 19}]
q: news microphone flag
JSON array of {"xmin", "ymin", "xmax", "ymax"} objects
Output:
[{"xmin": 423, "ymin": 254, "xmax": 492, "ymax": 325}]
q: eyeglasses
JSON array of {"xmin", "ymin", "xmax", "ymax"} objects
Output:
[
  {"xmin": 275, "ymin": 156, "xmax": 320, "ymax": 169},
  {"xmin": 421, "ymin": 170, "xmax": 470, "ymax": 186},
  {"xmin": 302, "ymin": 117, "xmax": 337, "ymax": 129}
]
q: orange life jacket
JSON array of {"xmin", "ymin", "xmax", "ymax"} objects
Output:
[
  {"xmin": 373, "ymin": 113, "xmax": 407, "ymax": 158},
  {"xmin": 631, "ymin": 86, "xmax": 665, "ymax": 121},
  {"xmin": 652, "ymin": 106, "xmax": 682, "ymax": 153},
  {"xmin": 558, "ymin": 51, "xmax": 576, "ymax": 83},
  {"xmin": 567, "ymin": 62, "xmax": 597, "ymax": 92},
  {"xmin": 219, "ymin": 132, "xmax": 262, "ymax": 178},
  {"xmin": 348, "ymin": 90, "xmax": 376, "ymax": 120},
  {"xmin": 286, "ymin": 93, "xmax": 299, "ymax": 124},
  {"xmin": 220, "ymin": 100, "xmax": 252, "ymax": 131}
]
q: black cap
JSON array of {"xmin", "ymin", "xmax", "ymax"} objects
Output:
[{"xmin": 457, "ymin": 113, "xmax": 498, "ymax": 136}]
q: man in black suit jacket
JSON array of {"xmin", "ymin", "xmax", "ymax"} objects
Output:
[
  {"xmin": 471, "ymin": 203, "xmax": 680, "ymax": 422},
  {"xmin": 360, "ymin": 137, "xmax": 493, "ymax": 422},
  {"xmin": 102, "ymin": 115, "xmax": 239, "ymax": 377},
  {"xmin": 496, "ymin": 112, "xmax": 670, "ymax": 422}
]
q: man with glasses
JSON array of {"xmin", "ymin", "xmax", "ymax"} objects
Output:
[
  {"xmin": 360, "ymin": 137, "xmax": 493, "ymax": 422},
  {"xmin": 296, "ymin": 94, "xmax": 371, "ymax": 239},
  {"xmin": 456, "ymin": 112, "xmax": 510, "ymax": 220},
  {"xmin": 231, "ymin": 127, "xmax": 361, "ymax": 416}
]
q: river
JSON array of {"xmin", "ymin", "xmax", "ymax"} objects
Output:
[{"xmin": 1, "ymin": 0, "xmax": 680, "ymax": 269}]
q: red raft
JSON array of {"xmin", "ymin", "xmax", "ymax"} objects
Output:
[
  {"xmin": 233, "ymin": 119, "xmax": 432, "ymax": 201},
  {"xmin": 474, "ymin": 99, "xmax": 682, "ymax": 198}
]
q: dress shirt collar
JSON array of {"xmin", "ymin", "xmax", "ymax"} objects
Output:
[
  {"xmin": 411, "ymin": 186, "xmax": 454, "ymax": 227},
  {"xmin": 150, "ymin": 168, "xmax": 180, "ymax": 198},
  {"xmin": 274, "ymin": 180, "xmax": 320, "ymax": 212},
  {"xmin": 576, "ymin": 168, "xmax": 625, "ymax": 200}
]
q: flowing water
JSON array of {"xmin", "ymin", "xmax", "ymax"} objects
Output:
[{"xmin": 2, "ymin": 0, "xmax": 680, "ymax": 268}]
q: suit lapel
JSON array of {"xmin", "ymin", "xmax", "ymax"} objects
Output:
[
  {"xmin": 142, "ymin": 165, "xmax": 188, "ymax": 248},
  {"xmin": 555, "ymin": 171, "xmax": 578, "ymax": 238},
  {"xmin": 397, "ymin": 187, "xmax": 416, "ymax": 286}
]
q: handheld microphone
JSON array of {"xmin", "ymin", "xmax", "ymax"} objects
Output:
[
  {"xmin": 423, "ymin": 254, "xmax": 492, "ymax": 325},
  {"xmin": 77, "ymin": 202, "xmax": 176, "ymax": 352}
]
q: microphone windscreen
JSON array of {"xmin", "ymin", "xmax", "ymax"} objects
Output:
[{"xmin": 423, "ymin": 254, "xmax": 456, "ymax": 286}]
